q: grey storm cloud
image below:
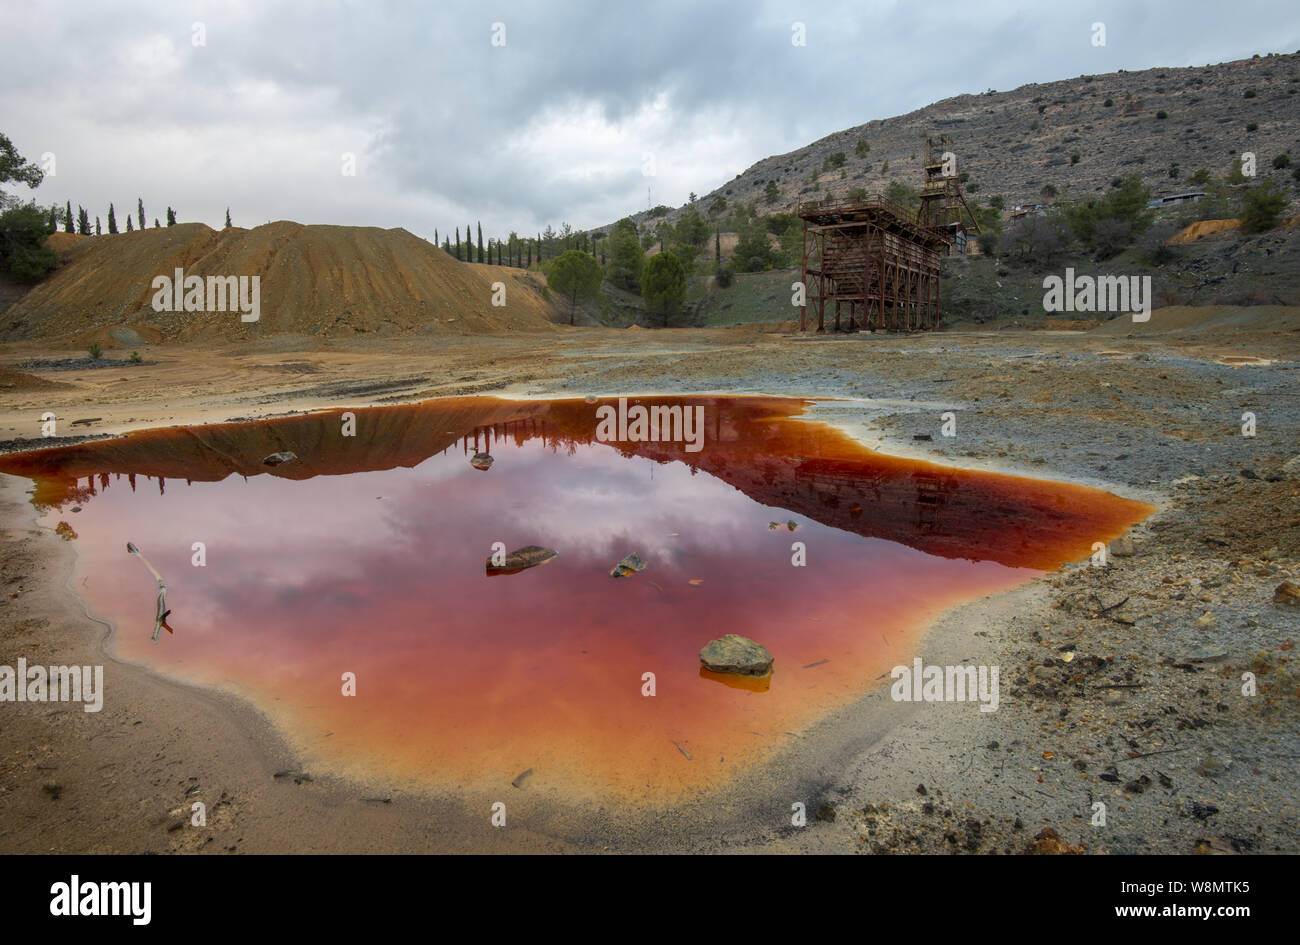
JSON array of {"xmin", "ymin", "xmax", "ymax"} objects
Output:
[{"xmin": 2, "ymin": 0, "xmax": 1297, "ymax": 240}]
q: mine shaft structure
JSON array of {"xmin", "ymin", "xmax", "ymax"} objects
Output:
[{"xmin": 798, "ymin": 135, "xmax": 979, "ymax": 333}]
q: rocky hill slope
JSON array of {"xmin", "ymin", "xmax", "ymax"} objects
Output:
[{"xmin": 614, "ymin": 51, "xmax": 1300, "ymax": 232}]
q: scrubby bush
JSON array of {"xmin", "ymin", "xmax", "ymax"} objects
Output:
[
  {"xmin": 1240, "ymin": 179, "xmax": 1288, "ymax": 233},
  {"xmin": 714, "ymin": 265, "xmax": 734, "ymax": 288}
]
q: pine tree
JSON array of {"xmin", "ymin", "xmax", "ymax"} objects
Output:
[
  {"xmin": 225, "ymin": 207, "xmax": 232, "ymax": 228},
  {"xmin": 477, "ymin": 222, "xmax": 483, "ymax": 263},
  {"xmin": 137, "ymin": 198, "xmax": 145, "ymax": 230},
  {"xmin": 77, "ymin": 206, "xmax": 90, "ymax": 235},
  {"xmin": 166, "ymin": 207, "xmax": 176, "ymax": 226},
  {"xmin": 108, "ymin": 203, "xmax": 118, "ymax": 234},
  {"xmin": 126, "ymin": 216, "xmax": 134, "ymax": 232},
  {"xmin": 65, "ymin": 201, "xmax": 74, "ymax": 234}
]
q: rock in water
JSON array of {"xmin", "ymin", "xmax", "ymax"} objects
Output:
[
  {"xmin": 1274, "ymin": 581, "xmax": 1300, "ymax": 608},
  {"xmin": 470, "ymin": 452, "xmax": 494, "ymax": 470},
  {"xmin": 262, "ymin": 451, "xmax": 297, "ymax": 466},
  {"xmin": 486, "ymin": 546, "xmax": 558, "ymax": 576},
  {"xmin": 700, "ymin": 634, "xmax": 773, "ymax": 676},
  {"xmin": 609, "ymin": 552, "xmax": 645, "ymax": 578}
]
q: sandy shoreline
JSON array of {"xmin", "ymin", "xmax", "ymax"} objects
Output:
[{"xmin": 1, "ymin": 324, "xmax": 1296, "ymax": 853}]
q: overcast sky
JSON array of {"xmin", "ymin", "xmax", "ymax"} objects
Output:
[{"xmin": 3, "ymin": 1, "xmax": 1297, "ymax": 241}]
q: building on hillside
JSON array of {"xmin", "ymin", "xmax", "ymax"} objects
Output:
[
  {"xmin": 1146, "ymin": 191, "xmax": 1206, "ymax": 209},
  {"xmin": 797, "ymin": 136, "xmax": 979, "ymax": 332}
]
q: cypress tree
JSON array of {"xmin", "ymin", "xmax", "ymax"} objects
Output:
[
  {"xmin": 95, "ymin": 216, "xmax": 101, "ymax": 236},
  {"xmin": 154, "ymin": 218, "xmax": 160, "ymax": 228},
  {"xmin": 46, "ymin": 206, "xmax": 57, "ymax": 233},
  {"xmin": 466, "ymin": 223, "xmax": 472, "ymax": 261},
  {"xmin": 526, "ymin": 240, "xmax": 531, "ymax": 268},
  {"xmin": 65, "ymin": 201, "xmax": 74, "ymax": 234},
  {"xmin": 108, "ymin": 203, "xmax": 118, "ymax": 234},
  {"xmin": 77, "ymin": 206, "xmax": 90, "ymax": 235},
  {"xmin": 166, "ymin": 207, "xmax": 176, "ymax": 226},
  {"xmin": 537, "ymin": 232, "xmax": 542, "ymax": 264},
  {"xmin": 137, "ymin": 198, "xmax": 145, "ymax": 229},
  {"xmin": 477, "ymin": 222, "xmax": 483, "ymax": 263},
  {"xmin": 715, "ymin": 228, "xmax": 721, "ymax": 263},
  {"xmin": 126, "ymin": 216, "xmax": 134, "ymax": 232},
  {"xmin": 455, "ymin": 227, "xmax": 461, "ymax": 260},
  {"xmin": 225, "ymin": 207, "xmax": 232, "ymax": 228}
]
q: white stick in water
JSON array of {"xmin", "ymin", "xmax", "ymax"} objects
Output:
[{"xmin": 126, "ymin": 542, "xmax": 170, "ymax": 643}]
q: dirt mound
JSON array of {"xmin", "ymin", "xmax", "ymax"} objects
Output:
[
  {"xmin": 6, "ymin": 222, "xmax": 562, "ymax": 344},
  {"xmin": 42, "ymin": 232, "xmax": 91, "ymax": 253},
  {"xmin": 1168, "ymin": 219, "xmax": 1241, "ymax": 244},
  {"xmin": 0, "ymin": 365, "xmax": 72, "ymax": 392},
  {"xmin": 1090, "ymin": 304, "xmax": 1300, "ymax": 337}
]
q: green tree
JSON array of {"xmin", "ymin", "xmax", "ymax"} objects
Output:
[
  {"xmin": 1240, "ymin": 178, "xmax": 1288, "ymax": 233},
  {"xmin": 1062, "ymin": 174, "xmax": 1151, "ymax": 254},
  {"xmin": 137, "ymin": 198, "xmax": 144, "ymax": 229},
  {"xmin": 607, "ymin": 217, "xmax": 644, "ymax": 292},
  {"xmin": 108, "ymin": 203, "xmax": 118, "ymax": 234},
  {"xmin": 77, "ymin": 206, "xmax": 90, "ymax": 235},
  {"xmin": 0, "ymin": 133, "xmax": 44, "ymax": 190},
  {"xmin": 166, "ymin": 206, "xmax": 176, "ymax": 226},
  {"xmin": 65, "ymin": 200, "xmax": 74, "ymax": 234},
  {"xmin": 854, "ymin": 139, "xmax": 870, "ymax": 157},
  {"xmin": 126, "ymin": 215, "xmax": 134, "ymax": 232},
  {"xmin": 0, "ymin": 202, "xmax": 58, "ymax": 279},
  {"xmin": 764, "ymin": 180, "xmax": 779, "ymax": 203},
  {"xmin": 733, "ymin": 221, "xmax": 771, "ymax": 271},
  {"xmin": 225, "ymin": 207, "xmax": 232, "ymax": 228},
  {"xmin": 546, "ymin": 249, "xmax": 603, "ymax": 325},
  {"xmin": 642, "ymin": 250, "xmax": 686, "ymax": 326},
  {"xmin": 477, "ymin": 222, "xmax": 484, "ymax": 263},
  {"xmin": 95, "ymin": 216, "xmax": 101, "ymax": 236},
  {"xmin": 46, "ymin": 205, "xmax": 57, "ymax": 233},
  {"xmin": 884, "ymin": 180, "xmax": 919, "ymax": 216}
]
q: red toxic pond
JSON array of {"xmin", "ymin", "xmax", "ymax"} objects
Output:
[{"xmin": 0, "ymin": 396, "xmax": 1152, "ymax": 801}]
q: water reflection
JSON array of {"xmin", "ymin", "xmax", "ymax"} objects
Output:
[{"xmin": 0, "ymin": 397, "xmax": 1152, "ymax": 799}]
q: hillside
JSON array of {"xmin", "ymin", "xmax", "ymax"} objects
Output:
[
  {"xmin": 611, "ymin": 52, "xmax": 1300, "ymax": 232},
  {"xmin": 3, "ymin": 222, "xmax": 563, "ymax": 343}
]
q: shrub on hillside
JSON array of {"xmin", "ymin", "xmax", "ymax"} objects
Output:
[{"xmin": 1240, "ymin": 179, "xmax": 1288, "ymax": 233}]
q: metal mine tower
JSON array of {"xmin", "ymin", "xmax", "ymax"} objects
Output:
[{"xmin": 798, "ymin": 135, "xmax": 980, "ymax": 333}]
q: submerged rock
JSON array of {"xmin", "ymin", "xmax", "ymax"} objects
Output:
[
  {"xmin": 470, "ymin": 452, "xmax": 494, "ymax": 471},
  {"xmin": 486, "ymin": 545, "xmax": 558, "ymax": 575},
  {"xmin": 700, "ymin": 634, "xmax": 773, "ymax": 676},
  {"xmin": 262, "ymin": 451, "xmax": 297, "ymax": 466},
  {"xmin": 1274, "ymin": 581, "xmax": 1300, "ymax": 608},
  {"xmin": 609, "ymin": 552, "xmax": 646, "ymax": 578}
]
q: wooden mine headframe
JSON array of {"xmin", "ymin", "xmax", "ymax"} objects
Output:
[{"xmin": 798, "ymin": 135, "xmax": 980, "ymax": 333}]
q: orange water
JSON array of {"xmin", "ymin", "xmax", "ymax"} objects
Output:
[{"xmin": 0, "ymin": 396, "xmax": 1153, "ymax": 801}]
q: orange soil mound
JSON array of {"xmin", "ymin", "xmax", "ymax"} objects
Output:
[
  {"xmin": 1168, "ymin": 219, "xmax": 1240, "ymax": 244},
  {"xmin": 42, "ymin": 232, "xmax": 91, "ymax": 253},
  {"xmin": 8, "ymin": 222, "xmax": 562, "ymax": 343}
]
